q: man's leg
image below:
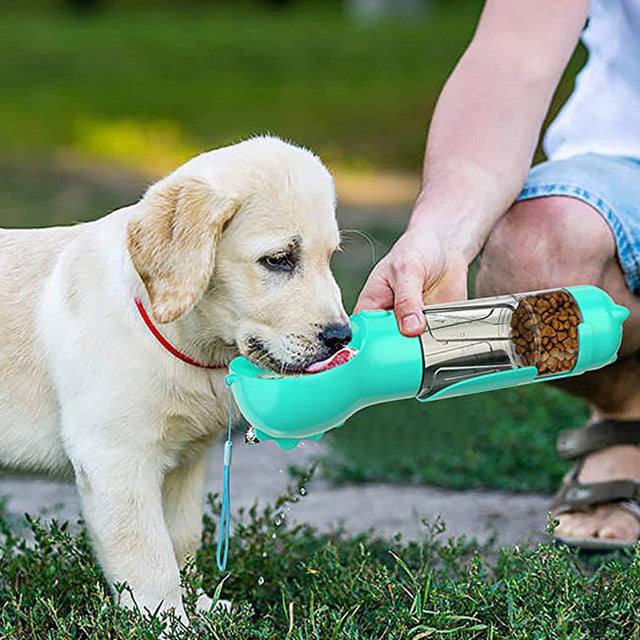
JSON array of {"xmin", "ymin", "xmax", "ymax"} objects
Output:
[{"xmin": 476, "ymin": 195, "xmax": 640, "ymax": 542}]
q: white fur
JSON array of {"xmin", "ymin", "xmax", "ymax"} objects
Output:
[{"xmin": 0, "ymin": 136, "xmax": 347, "ymax": 621}]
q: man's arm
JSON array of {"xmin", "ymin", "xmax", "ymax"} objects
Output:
[
  {"xmin": 356, "ymin": 0, "xmax": 589, "ymax": 335},
  {"xmin": 414, "ymin": 0, "xmax": 589, "ymax": 257}
]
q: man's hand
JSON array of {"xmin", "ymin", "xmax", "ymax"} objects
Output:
[{"xmin": 354, "ymin": 226, "xmax": 468, "ymax": 337}]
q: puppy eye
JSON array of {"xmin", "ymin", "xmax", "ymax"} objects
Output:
[{"xmin": 259, "ymin": 252, "xmax": 297, "ymax": 272}]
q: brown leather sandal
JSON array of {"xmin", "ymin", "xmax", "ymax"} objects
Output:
[{"xmin": 551, "ymin": 420, "xmax": 640, "ymax": 550}]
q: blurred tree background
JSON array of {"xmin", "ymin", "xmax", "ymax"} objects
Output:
[{"xmin": 0, "ymin": 0, "xmax": 590, "ymax": 492}]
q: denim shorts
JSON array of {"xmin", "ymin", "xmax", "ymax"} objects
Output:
[{"xmin": 516, "ymin": 153, "xmax": 640, "ymax": 296}]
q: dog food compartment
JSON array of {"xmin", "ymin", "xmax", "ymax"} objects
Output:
[
  {"xmin": 416, "ymin": 288, "xmax": 582, "ymax": 400},
  {"xmin": 510, "ymin": 290, "xmax": 581, "ymax": 377}
]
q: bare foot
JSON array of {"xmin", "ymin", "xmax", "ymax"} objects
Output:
[{"xmin": 555, "ymin": 445, "xmax": 640, "ymax": 543}]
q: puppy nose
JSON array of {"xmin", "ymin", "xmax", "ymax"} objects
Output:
[{"xmin": 319, "ymin": 323, "xmax": 352, "ymax": 352}]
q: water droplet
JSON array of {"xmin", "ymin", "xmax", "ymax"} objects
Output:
[{"xmin": 258, "ymin": 576, "xmax": 265, "ymax": 586}]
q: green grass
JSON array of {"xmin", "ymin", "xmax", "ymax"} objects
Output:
[
  {"xmin": 0, "ymin": 3, "xmax": 584, "ymax": 172},
  {"xmin": 0, "ymin": 4, "xmax": 478, "ymax": 170},
  {"xmin": 1, "ymin": 478, "xmax": 639, "ymax": 639},
  {"xmin": 321, "ymin": 384, "xmax": 587, "ymax": 493}
]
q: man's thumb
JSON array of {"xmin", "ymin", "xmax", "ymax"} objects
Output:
[{"xmin": 393, "ymin": 274, "xmax": 427, "ymax": 337}]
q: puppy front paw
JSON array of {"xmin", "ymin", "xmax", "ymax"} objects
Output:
[{"xmin": 194, "ymin": 589, "xmax": 231, "ymax": 614}]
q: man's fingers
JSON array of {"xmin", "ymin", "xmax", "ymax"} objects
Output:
[
  {"xmin": 354, "ymin": 276, "xmax": 394, "ymax": 313},
  {"xmin": 354, "ymin": 294, "xmax": 381, "ymax": 314}
]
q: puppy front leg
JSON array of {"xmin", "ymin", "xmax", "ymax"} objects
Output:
[
  {"xmin": 73, "ymin": 451, "xmax": 186, "ymax": 621},
  {"xmin": 162, "ymin": 448, "xmax": 219, "ymax": 613},
  {"xmin": 162, "ymin": 449, "xmax": 211, "ymax": 568}
]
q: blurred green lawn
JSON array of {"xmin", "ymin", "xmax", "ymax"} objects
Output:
[
  {"xmin": 0, "ymin": 4, "xmax": 479, "ymax": 171},
  {"xmin": 1, "ymin": 2, "xmax": 584, "ymax": 171},
  {"xmin": 1, "ymin": 3, "xmax": 590, "ymax": 493}
]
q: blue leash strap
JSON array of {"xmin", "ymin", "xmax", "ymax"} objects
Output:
[{"xmin": 217, "ymin": 375, "xmax": 235, "ymax": 571}]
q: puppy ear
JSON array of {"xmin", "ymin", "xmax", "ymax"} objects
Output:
[{"xmin": 127, "ymin": 177, "xmax": 239, "ymax": 324}]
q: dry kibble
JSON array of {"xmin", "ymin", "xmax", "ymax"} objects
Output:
[
  {"xmin": 509, "ymin": 290, "xmax": 581, "ymax": 375},
  {"xmin": 542, "ymin": 325, "xmax": 555, "ymax": 337}
]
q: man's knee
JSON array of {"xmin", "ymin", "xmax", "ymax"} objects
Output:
[{"xmin": 476, "ymin": 196, "xmax": 616, "ymax": 296}]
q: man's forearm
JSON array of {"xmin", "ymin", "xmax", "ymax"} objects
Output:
[{"xmin": 409, "ymin": 0, "xmax": 589, "ymax": 262}]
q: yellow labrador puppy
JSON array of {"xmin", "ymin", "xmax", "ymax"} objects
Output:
[{"xmin": 0, "ymin": 136, "xmax": 350, "ymax": 621}]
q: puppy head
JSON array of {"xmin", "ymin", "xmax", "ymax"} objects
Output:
[{"xmin": 128, "ymin": 136, "xmax": 350, "ymax": 372}]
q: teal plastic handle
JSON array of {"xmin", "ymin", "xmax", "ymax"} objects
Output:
[{"xmin": 229, "ymin": 286, "xmax": 628, "ymax": 449}]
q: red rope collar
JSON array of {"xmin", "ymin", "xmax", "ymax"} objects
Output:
[{"xmin": 134, "ymin": 297, "xmax": 227, "ymax": 370}]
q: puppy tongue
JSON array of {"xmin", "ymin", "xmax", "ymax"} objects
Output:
[{"xmin": 305, "ymin": 347, "xmax": 357, "ymax": 373}]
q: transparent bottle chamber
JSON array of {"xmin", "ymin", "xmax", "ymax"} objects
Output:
[{"xmin": 417, "ymin": 288, "xmax": 582, "ymax": 400}]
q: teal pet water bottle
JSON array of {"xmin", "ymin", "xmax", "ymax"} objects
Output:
[{"xmin": 227, "ymin": 286, "xmax": 629, "ymax": 449}]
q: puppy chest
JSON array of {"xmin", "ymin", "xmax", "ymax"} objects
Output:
[{"xmin": 158, "ymin": 391, "xmax": 227, "ymax": 464}]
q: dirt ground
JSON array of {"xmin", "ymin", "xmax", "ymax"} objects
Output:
[{"xmin": 0, "ymin": 436, "xmax": 550, "ymax": 548}]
